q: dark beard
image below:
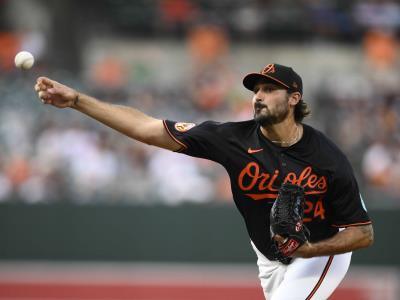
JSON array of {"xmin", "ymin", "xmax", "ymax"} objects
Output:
[{"xmin": 254, "ymin": 102, "xmax": 289, "ymax": 126}]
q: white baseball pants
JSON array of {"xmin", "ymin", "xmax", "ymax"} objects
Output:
[{"xmin": 251, "ymin": 241, "xmax": 352, "ymax": 300}]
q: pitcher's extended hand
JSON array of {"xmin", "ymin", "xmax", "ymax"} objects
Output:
[{"xmin": 34, "ymin": 77, "xmax": 79, "ymax": 108}]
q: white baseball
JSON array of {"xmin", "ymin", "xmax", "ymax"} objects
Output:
[{"xmin": 14, "ymin": 51, "xmax": 35, "ymax": 70}]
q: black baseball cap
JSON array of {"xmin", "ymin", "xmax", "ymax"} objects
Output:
[{"xmin": 243, "ymin": 63, "xmax": 303, "ymax": 95}]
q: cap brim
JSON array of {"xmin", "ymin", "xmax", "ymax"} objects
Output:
[{"xmin": 243, "ymin": 73, "xmax": 290, "ymax": 92}]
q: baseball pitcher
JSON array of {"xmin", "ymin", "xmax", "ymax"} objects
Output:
[{"xmin": 34, "ymin": 63, "xmax": 373, "ymax": 300}]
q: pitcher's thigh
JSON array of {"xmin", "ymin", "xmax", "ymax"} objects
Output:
[{"xmin": 271, "ymin": 252, "xmax": 352, "ymax": 300}]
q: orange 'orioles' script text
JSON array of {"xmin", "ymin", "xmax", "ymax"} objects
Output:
[{"xmin": 238, "ymin": 162, "xmax": 327, "ymax": 221}]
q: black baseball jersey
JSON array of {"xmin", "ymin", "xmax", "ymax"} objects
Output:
[{"xmin": 163, "ymin": 119, "xmax": 372, "ymax": 260}]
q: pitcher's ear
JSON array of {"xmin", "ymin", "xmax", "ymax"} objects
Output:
[{"xmin": 288, "ymin": 91, "xmax": 301, "ymax": 106}]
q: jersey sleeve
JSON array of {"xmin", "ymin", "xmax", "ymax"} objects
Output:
[
  {"xmin": 163, "ymin": 119, "xmax": 227, "ymax": 164},
  {"xmin": 328, "ymin": 158, "xmax": 372, "ymax": 228}
]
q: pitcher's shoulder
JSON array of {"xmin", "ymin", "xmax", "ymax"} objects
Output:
[
  {"xmin": 216, "ymin": 119, "xmax": 258, "ymax": 138},
  {"xmin": 305, "ymin": 124, "xmax": 351, "ymax": 166}
]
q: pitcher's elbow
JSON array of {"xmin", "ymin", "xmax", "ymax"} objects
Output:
[
  {"xmin": 367, "ymin": 230, "xmax": 374, "ymax": 247},
  {"xmin": 364, "ymin": 224, "xmax": 374, "ymax": 248}
]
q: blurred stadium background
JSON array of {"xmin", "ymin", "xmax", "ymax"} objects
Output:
[{"xmin": 0, "ymin": 0, "xmax": 399, "ymax": 299}]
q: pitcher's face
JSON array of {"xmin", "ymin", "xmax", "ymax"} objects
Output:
[{"xmin": 252, "ymin": 82, "xmax": 290, "ymax": 126}]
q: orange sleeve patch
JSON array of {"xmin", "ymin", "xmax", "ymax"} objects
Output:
[{"xmin": 174, "ymin": 122, "xmax": 196, "ymax": 132}]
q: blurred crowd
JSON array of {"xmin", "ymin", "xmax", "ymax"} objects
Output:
[
  {"xmin": 0, "ymin": 0, "xmax": 399, "ymax": 207},
  {"xmin": 316, "ymin": 56, "xmax": 400, "ymax": 203}
]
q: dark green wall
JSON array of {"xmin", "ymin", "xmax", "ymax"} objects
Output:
[{"xmin": 0, "ymin": 203, "xmax": 396, "ymax": 266}]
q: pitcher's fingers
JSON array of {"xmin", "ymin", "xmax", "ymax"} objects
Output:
[
  {"xmin": 273, "ymin": 234, "xmax": 288, "ymax": 245},
  {"xmin": 37, "ymin": 77, "xmax": 55, "ymax": 87},
  {"xmin": 38, "ymin": 91, "xmax": 51, "ymax": 99},
  {"xmin": 34, "ymin": 83, "xmax": 45, "ymax": 92},
  {"xmin": 47, "ymin": 87, "xmax": 59, "ymax": 94}
]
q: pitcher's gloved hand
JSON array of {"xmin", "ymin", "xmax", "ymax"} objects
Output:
[{"xmin": 270, "ymin": 183, "xmax": 310, "ymax": 259}]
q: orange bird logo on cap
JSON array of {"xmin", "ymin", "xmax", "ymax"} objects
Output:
[{"xmin": 262, "ymin": 64, "xmax": 275, "ymax": 74}]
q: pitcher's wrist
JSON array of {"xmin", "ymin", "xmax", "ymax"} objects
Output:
[{"xmin": 72, "ymin": 92, "xmax": 80, "ymax": 108}]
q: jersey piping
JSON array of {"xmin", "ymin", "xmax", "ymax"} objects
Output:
[
  {"xmin": 331, "ymin": 221, "xmax": 372, "ymax": 228},
  {"xmin": 163, "ymin": 120, "xmax": 188, "ymax": 151}
]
